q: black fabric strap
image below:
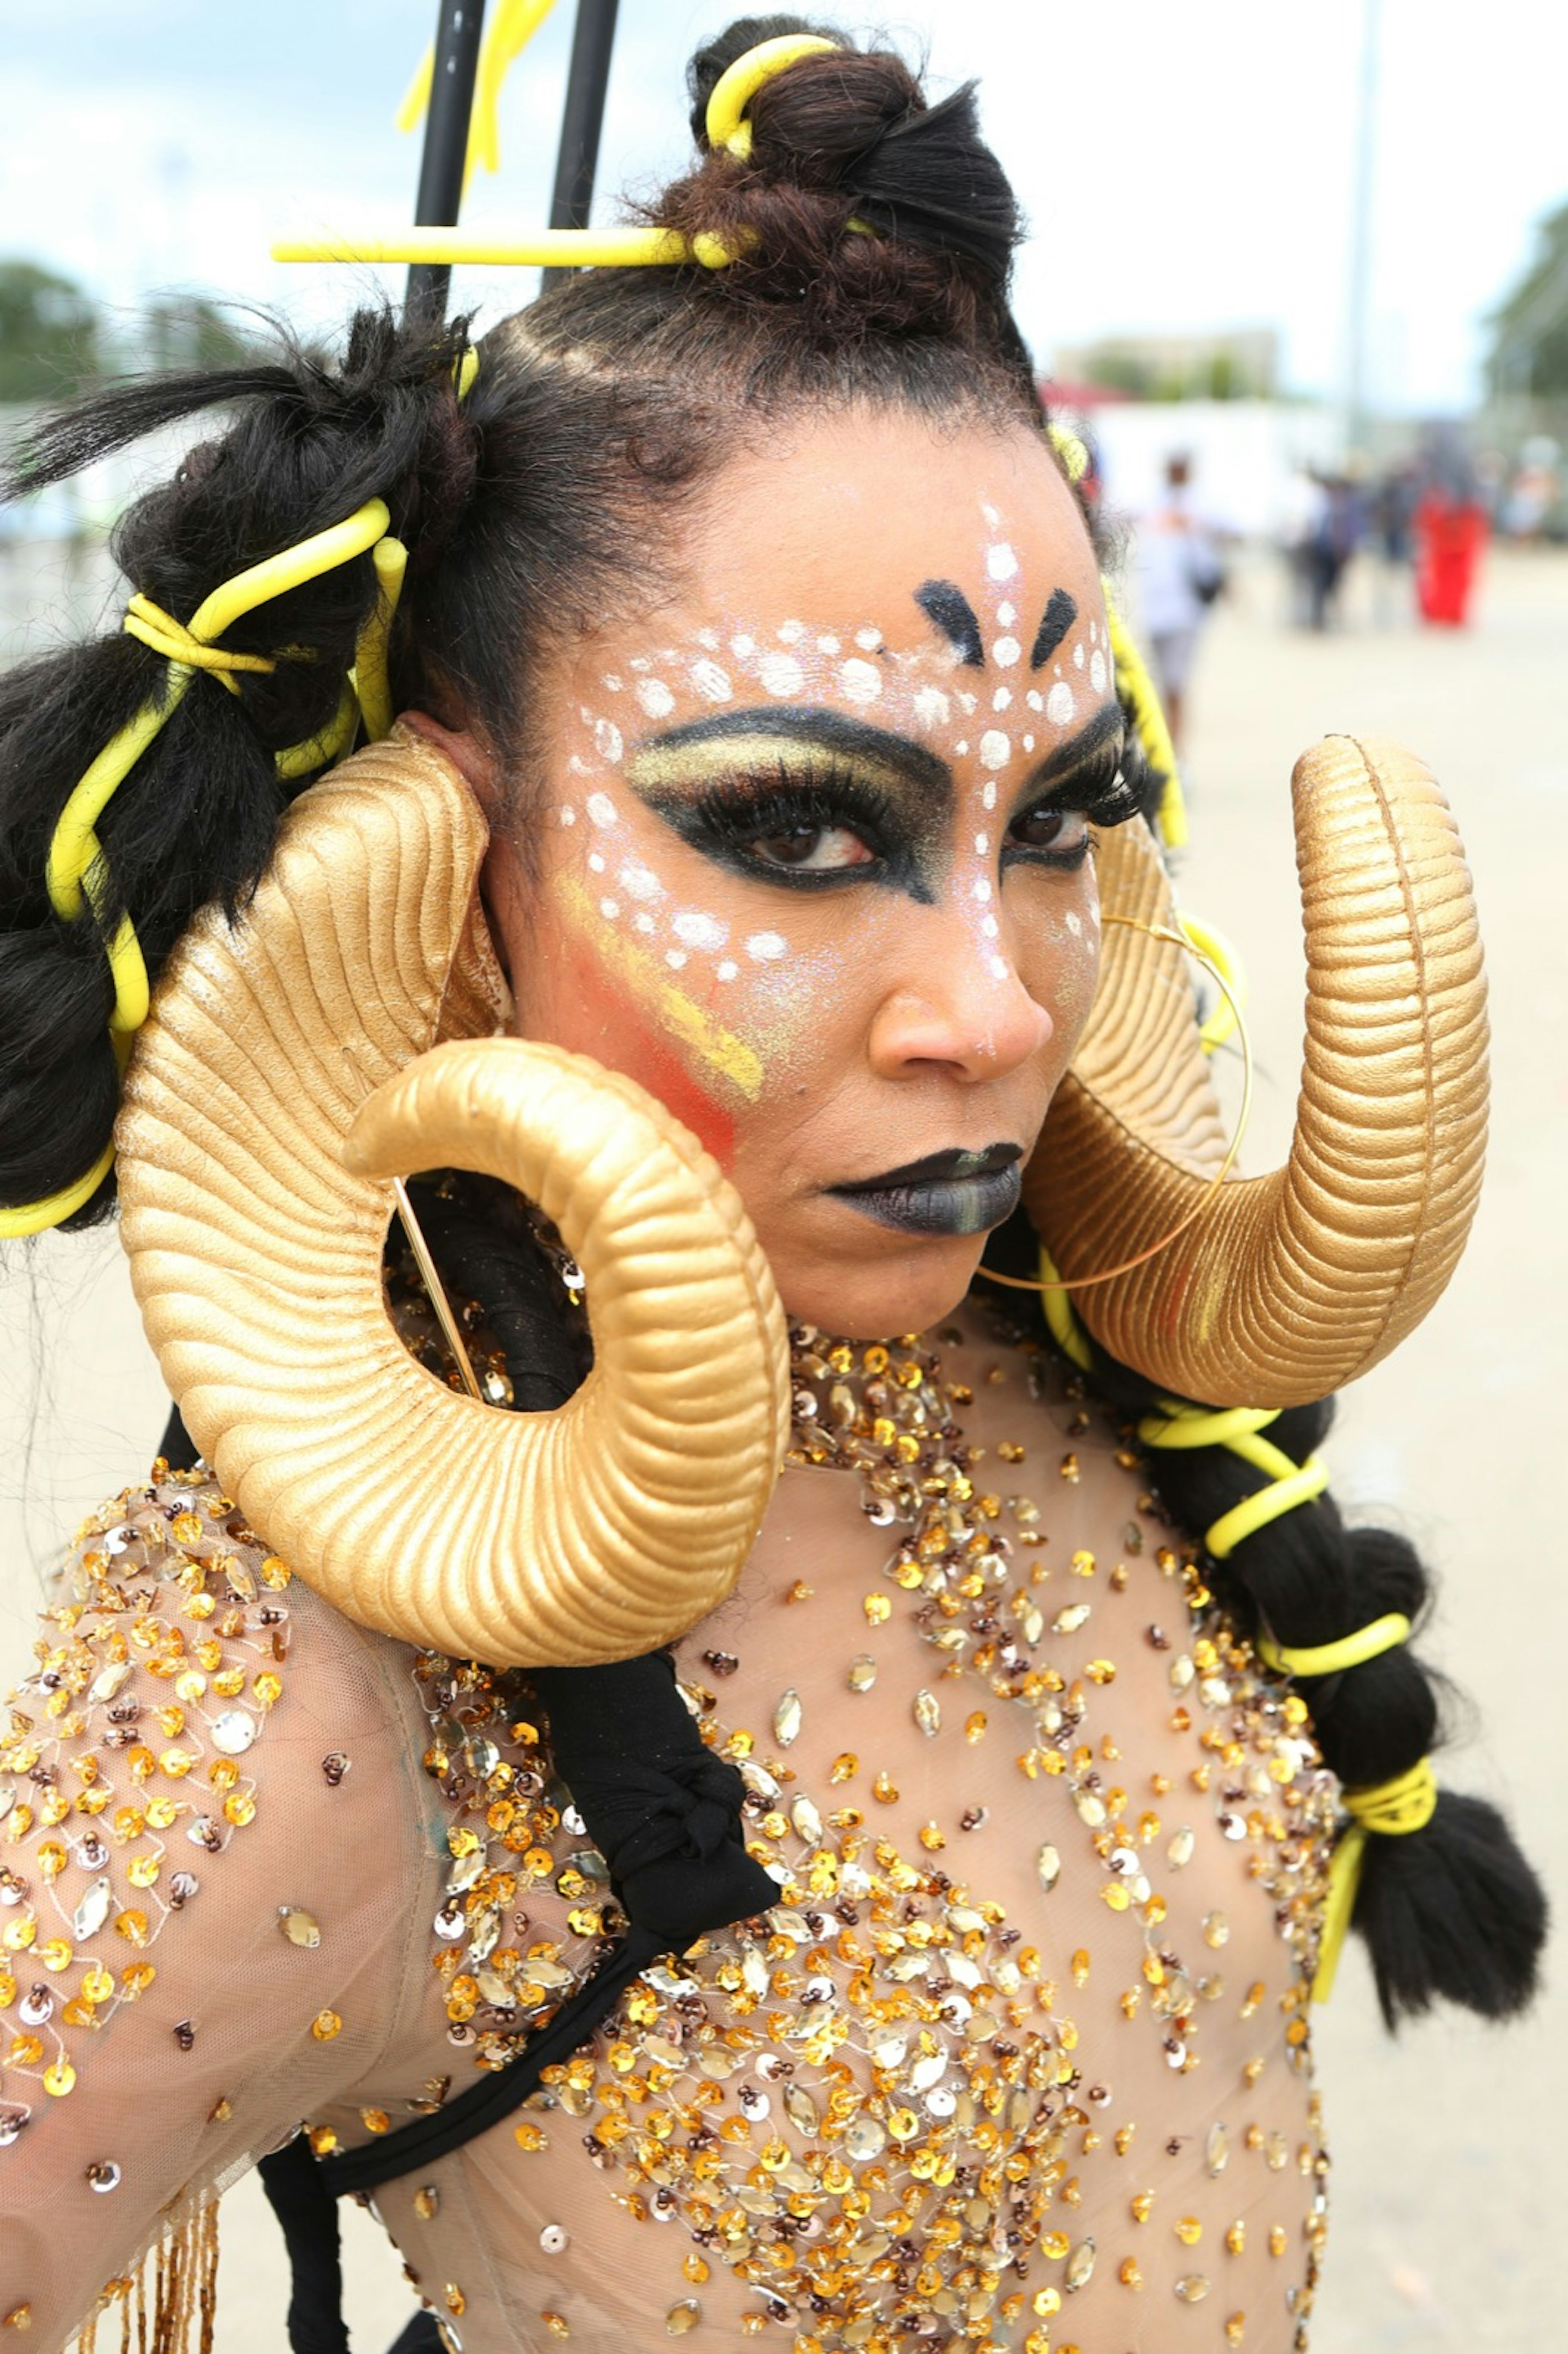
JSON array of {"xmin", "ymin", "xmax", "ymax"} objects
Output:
[{"xmin": 258, "ymin": 2137, "xmax": 353, "ymax": 2354}]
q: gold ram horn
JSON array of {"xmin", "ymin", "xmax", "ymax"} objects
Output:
[
  {"xmin": 116, "ymin": 728, "xmax": 790, "ymax": 1666},
  {"xmin": 1026, "ymin": 734, "xmax": 1488, "ymax": 1407}
]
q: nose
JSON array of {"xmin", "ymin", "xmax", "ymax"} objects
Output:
[{"xmin": 866, "ymin": 921, "xmax": 1055, "ymax": 1083}]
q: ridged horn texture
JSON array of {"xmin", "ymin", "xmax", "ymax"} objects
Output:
[
  {"xmin": 116, "ymin": 729, "xmax": 791, "ymax": 1666},
  {"xmin": 1026, "ymin": 734, "xmax": 1488, "ymax": 1407}
]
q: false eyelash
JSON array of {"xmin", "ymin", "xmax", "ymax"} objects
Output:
[
  {"xmin": 1031, "ymin": 750, "xmax": 1140, "ymax": 833},
  {"xmin": 688, "ymin": 760, "xmax": 897, "ymax": 857}
]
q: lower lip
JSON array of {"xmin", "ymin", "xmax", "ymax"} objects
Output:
[{"xmin": 830, "ymin": 1164, "xmax": 1022, "ymax": 1238}]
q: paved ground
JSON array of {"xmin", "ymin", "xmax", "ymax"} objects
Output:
[{"xmin": 1, "ymin": 541, "xmax": 1563, "ymax": 2348}]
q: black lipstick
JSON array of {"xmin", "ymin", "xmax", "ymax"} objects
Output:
[{"xmin": 829, "ymin": 1143, "xmax": 1023, "ymax": 1237}]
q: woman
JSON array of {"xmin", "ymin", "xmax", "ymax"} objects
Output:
[{"xmin": 0, "ymin": 22, "xmax": 1544, "ymax": 2353}]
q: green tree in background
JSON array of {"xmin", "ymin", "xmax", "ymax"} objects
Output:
[
  {"xmin": 0, "ymin": 261, "xmax": 100, "ymax": 401},
  {"xmin": 1489, "ymin": 200, "xmax": 1568, "ymax": 401}
]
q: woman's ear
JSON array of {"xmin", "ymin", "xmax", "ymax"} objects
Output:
[
  {"xmin": 400, "ymin": 710, "xmax": 503, "ymax": 820},
  {"xmin": 400, "ymin": 712, "xmax": 520, "ymax": 984}
]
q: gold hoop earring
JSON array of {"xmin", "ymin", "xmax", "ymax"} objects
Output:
[{"xmin": 978, "ymin": 910, "xmax": 1254, "ymax": 1299}]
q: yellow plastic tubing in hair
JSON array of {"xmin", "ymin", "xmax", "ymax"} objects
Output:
[{"xmin": 2, "ymin": 500, "xmax": 394, "ymax": 1243}]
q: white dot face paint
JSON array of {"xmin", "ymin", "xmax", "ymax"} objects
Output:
[
  {"xmin": 731, "ymin": 633, "xmax": 756, "ymax": 659},
  {"xmin": 1074, "ymin": 642, "xmax": 1085, "ymax": 670},
  {"xmin": 840, "ymin": 658, "xmax": 881, "ymax": 706},
  {"xmin": 715, "ymin": 959, "xmax": 739, "ymax": 982},
  {"xmin": 982, "ymin": 781, "xmax": 997, "ymax": 810},
  {"xmin": 599, "ymin": 898, "xmax": 620, "ymax": 922},
  {"xmin": 1026, "ymin": 688, "xmax": 1043, "ymax": 713},
  {"xmin": 988, "ymin": 954, "xmax": 1010, "ymax": 981},
  {"xmin": 980, "ymin": 912, "xmax": 1000, "ymax": 939},
  {"xmin": 592, "ymin": 716, "xmax": 624, "ymax": 764},
  {"xmin": 974, "ymin": 832, "xmax": 990, "ymax": 855},
  {"xmin": 913, "ymin": 684, "xmax": 951, "ymax": 728},
  {"xmin": 777, "ymin": 619, "xmax": 807, "ymax": 645},
  {"xmin": 816, "ymin": 633, "xmax": 841, "ymax": 656},
  {"xmin": 673, "ymin": 910, "xmax": 726, "ymax": 951},
  {"xmin": 955, "ymin": 739, "xmax": 969, "ymax": 756},
  {"xmin": 979, "ymin": 730, "xmax": 1010, "ymax": 772},
  {"xmin": 587, "ymin": 792, "xmax": 617, "ymax": 829},
  {"xmin": 636, "ymin": 677, "xmax": 675, "ymax": 719},
  {"xmin": 1065, "ymin": 910, "xmax": 1083, "ymax": 937},
  {"xmin": 957, "ymin": 691, "xmax": 978, "ymax": 716},
  {"xmin": 634, "ymin": 912, "xmax": 655, "ymax": 935},
  {"xmin": 986, "ymin": 542, "xmax": 1019, "ymax": 582},
  {"xmin": 619, "ymin": 863, "xmax": 659, "ymax": 901},
  {"xmin": 1045, "ymin": 681, "xmax": 1076, "ymax": 727},
  {"xmin": 992, "ymin": 687, "xmax": 1012, "ymax": 711},
  {"xmin": 1022, "ymin": 734, "xmax": 1035, "ymax": 752},
  {"xmin": 665, "ymin": 948, "xmax": 687, "ymax": 970},
  {"xmin": 972, "ymin": 878, "xmax": 993, "ymax": 904},
  {"xmin": 757, "ymin": 651, "xmax": 805, "ymax": 698},
  {"xmin": 854, "ymin": 626, "xmax": 881, "ymax": 651},
  {"xmin": 691, "ymin": 658, "xmax": 732, "ymax": 704},
  {"xmin": 746, "ymin": 932, "xmax": 788, "ymax": 962},
  {"xmin": 601, "ymin": 673, "xmax": 623, "ymax": 694},
  {"xmin": 559, "ymin": 805, "xmax": 577, "ymax": 827},
  {"xmin": 1090, "ymin": 649, "xmax": 1107, "ymax": 694},
  {"xmin": 993, "ymin": 636, "xmax": 1021, "ymax": 669},
  {"xmin": 696, "ymin": 627, "xmax": 720, "ymax": 651},
  {"xmin": 588, "ymin": 852, "xmax": 606, "ymax": 875},
  {"xmin": 997, "ymin": 601, "xmax": 1017, "ymax": 627}
]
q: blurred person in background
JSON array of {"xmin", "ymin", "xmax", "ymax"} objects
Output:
[
  {"xmin": 1131, "ymin": 450, "xmax": 1226, "ymax": 753},
  {"xmin": 1413, "ymin": 425, "xmax": 1488, "ymax": 626}
]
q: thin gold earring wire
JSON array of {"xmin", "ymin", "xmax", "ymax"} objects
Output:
[
  {"xmin": 338, "ymin": 1038, "xmax": 487, "ymax": 1404},
  {"xmin": 392, "ymin": 1177, "xmax": 486, "ymax": 1402},
  {"xmin": 977, "ymin": 912, "xmax": 1254, "ymax": 1295}
]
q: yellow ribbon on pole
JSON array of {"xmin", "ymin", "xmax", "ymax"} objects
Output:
[{"xmin": 397, "ymin": 0, "xmax": 563, "ymax": 197}]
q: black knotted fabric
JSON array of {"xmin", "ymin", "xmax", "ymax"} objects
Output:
[{"xmin": 318, "ymin": 1650, "xmax": 778, "ymax": 2195}]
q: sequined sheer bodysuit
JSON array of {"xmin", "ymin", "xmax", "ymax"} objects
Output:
[{"xmin": 0, "ymin": 1306, "xmax": 1334, "ymax": 2353}]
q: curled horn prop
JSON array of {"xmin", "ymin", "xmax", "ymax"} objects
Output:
[
  {"xmin": 1027, "ymin": 734, "xmax": 1488, "ymax": 1407},
  {"xmin": 116, "ymin": 730, "xmax": 790, "ymax": 1666}
]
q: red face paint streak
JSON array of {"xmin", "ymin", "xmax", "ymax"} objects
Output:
[{"xmin": 560, "ymin": 937, "xmax": 737, "ymax": 1168}]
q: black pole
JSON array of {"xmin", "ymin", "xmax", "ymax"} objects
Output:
[
  {"xmin": 405, "ymin": 0, "xmax": 489, "ymax": 327},
  {"xmin": 541, "ymin": 0, "xmax": 620, "ymax": 290}
]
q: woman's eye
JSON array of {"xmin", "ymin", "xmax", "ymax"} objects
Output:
[
  {"xmin": 749, "ymin": 823, "xmax": 875, "ymax": 872},
  {"xmin": 1009, "ymin": 805, "xmax": 1089, "ymax": 854}
]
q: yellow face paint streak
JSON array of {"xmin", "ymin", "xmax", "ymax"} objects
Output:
[{"xmin": 560, "ymin": 876, "xmax": 764, "ymax": 1102}]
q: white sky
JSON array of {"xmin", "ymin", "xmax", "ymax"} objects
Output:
[{"xmin": 4, "ymin": 0, "xmax": 1564, "ymax": 414}]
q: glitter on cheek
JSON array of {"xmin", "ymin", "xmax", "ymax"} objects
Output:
[
  {"xmin": 1045, "ymin": 682, "xmax": 1076, "ymax": 726},
  {"xmin": 757, "ymin": 651, "xmax": 805, "ymax": 698},
  {"xmin": 691, "ymin": 658, "xmax": 732, "ymax": 703},
  {"xmin": 840, "ymin": 658, "xmax": 881, "ymax": 706}
]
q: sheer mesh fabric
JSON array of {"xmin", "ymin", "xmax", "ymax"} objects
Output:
[{"xmin": 2, "ymin": 1305, "xmax": 1335, "ymax": 2354}]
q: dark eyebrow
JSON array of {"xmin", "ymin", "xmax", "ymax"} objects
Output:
[
  {"xmin": 628, "ymin": 706, "xmax": 953, "ymax": 798},
  {"xmin": 1028, "ymin": 701, "xmax": 1124, "ymax": 789}
]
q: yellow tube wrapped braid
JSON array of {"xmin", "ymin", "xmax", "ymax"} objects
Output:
[{"xmin": 116, "ymin": 729, "xmax": 791, "ymax": 1668}]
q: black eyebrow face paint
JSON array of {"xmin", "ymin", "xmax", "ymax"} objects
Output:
[
  {"xmin": 914, "ymin": 579, "xmax": 985, "ymax": 668},
  {"xmin": 1030, "ymin": 588, "xmax": 1078, "ymax": 669}
]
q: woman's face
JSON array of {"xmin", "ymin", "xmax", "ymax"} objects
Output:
[{"xmin": 484, "ymin": 412, "xmax": 1121, "ymax": 1338}]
